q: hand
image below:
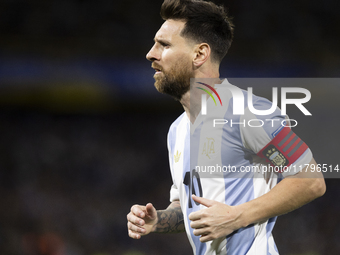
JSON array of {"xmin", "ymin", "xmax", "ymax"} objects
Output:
[
  {"xmin": 188, "ymin": 195, "xmax": 243, "ymax": 242},
  {"xmin": 127, "ymin": 203, "xmax": 158, "ymax": 239}
]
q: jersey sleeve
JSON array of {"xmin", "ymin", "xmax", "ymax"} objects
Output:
[{"xmin": 240, "ymin": 95, "xmax": 313, "ymax": 178}]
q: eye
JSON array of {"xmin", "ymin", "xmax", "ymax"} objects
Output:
[{"xmin": 160, "ymin": 41, "xmax": 170, "ymax": 48}]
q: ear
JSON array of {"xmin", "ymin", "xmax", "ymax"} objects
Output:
[{"xmin": 193, "ymin": 43, "xmax": 211, "ymax": 68}]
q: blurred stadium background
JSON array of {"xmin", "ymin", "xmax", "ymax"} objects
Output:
[{"xmin": 0, "ymin": 0, "xmax": 339, "ymax": 254}]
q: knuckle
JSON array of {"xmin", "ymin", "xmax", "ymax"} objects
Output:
[
  {"xmin": 131, "ymin": 204, "xmax": 140, "ymax": 212},
  {"xmin": 202, "ymin": 211, "xmax": 209, "ymax": 217},
  {"xmin": 129, "ymin": 230, "xmax": 139, "ymax": 239},
  {"xmin": 127, "ymin": 215, "xmax": 134, "ymax": 223},
  {"xmin": 128, "ymin": 230, "xmax": 134, "ymax": 238}
]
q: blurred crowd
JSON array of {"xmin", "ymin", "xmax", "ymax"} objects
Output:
[
  {"xmin": 0, "ymin": 111, "xmax": 191, "ymax": 254},
  {"xmin": 0, "ymin": 0, "xmax": 339, "ymax": 67}
]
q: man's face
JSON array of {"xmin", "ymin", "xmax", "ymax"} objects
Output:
[{"xmin": 146, "ymin": 19, "xmax": 195, "ymax": 101}]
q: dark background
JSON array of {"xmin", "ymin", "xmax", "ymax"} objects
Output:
[{"xmin": 0, "ymin": 0, "xmax": 339, "ymax": 254}]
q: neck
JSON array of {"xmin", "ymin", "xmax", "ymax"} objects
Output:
[{"xmin": 180, "ymin": 69, "xmax": 220, "ymax": 124}]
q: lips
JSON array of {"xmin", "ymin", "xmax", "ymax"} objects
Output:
[{"xmin": 152, "ymin": 64, "xmax": 162, "ymax": 73}]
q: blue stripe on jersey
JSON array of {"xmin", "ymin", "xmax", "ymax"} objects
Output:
[
  {"xmin": 221, "ymin": 95, "xmax": 256, "ymax": 254},
  {"xmin": 221, "ymin": 91, "xmax": 254, "ymax": 178},
  {"xmin": 266, "ymin": 217, "xmax": 278, "ymax": 254},
  {"xmin": 184, "ymin": 121, "xmax": 207, "ymax": 255},
  {"xmin": 249, "ymin": 93, "xmax": 286, "ymax": 138},
  {"xmin": 225, "ymin": 179, "xmax": 256, "ymax": 254}
]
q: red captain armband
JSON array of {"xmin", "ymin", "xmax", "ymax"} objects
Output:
[{"xmin": 257, "ymin": 126, "xmax": 308, "ymax": 170}]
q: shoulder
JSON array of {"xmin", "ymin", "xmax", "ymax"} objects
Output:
[
  {"xmin": 168, "ymin": 112, "xmax": 187, "ymax": 139},
  {"xmin": 167, "ymin": 112, "xmax": 187, "ymax": 154},
  {"xmin": 239, "ymin": 90, "xmax": 287, "ymax": 152},
  {"xmin": 169, "ymin": 112, "xmax": 186, "ymax": 131}
]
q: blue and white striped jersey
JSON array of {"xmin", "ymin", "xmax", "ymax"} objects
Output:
[{"xmin": 167, "ymin": 81, "xmax": 313, "ymax": 255}]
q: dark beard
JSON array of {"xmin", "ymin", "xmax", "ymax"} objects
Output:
[{"xmin": 154, "ymin": 61, "xmax": 192, "ymax": 101}]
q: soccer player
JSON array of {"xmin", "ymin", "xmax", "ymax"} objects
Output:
[{"xmin": 127, "ymin": 0, "xmax": 326, "ymax": 254}]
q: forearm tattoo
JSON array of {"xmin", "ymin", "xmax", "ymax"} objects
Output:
[{"xmin": 154, "ymin": 201, "xmax": 185, "ymax": 233}]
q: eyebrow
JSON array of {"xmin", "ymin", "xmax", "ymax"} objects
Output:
[{"xmin": 154, "ymin": 38, "xmax": 171, "ymax": 46}]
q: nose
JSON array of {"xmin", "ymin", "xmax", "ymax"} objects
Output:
[{"xmin": 146, "ymin": 44, "xmax": 159, "ymax": 62}]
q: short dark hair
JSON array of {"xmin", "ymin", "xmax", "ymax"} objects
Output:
[{"xmin": 160, "ymin": 0, "xmax": 234, "ymax": 63}]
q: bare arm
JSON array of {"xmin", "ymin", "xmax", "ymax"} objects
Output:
[
  {"xmin": 239, "ymin": 158, "xmax": 326, "ymax": 226},
  {"xmin": 189, "ymin": 158, "xmax": 326, "ymax": 242},
  {"xmin": 127, "ymin": 200, "xmax": 184, "ymax": 239},
  {"xmin": 153, "ymin": 200, "xmax": 185, "ymax": 233}
]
